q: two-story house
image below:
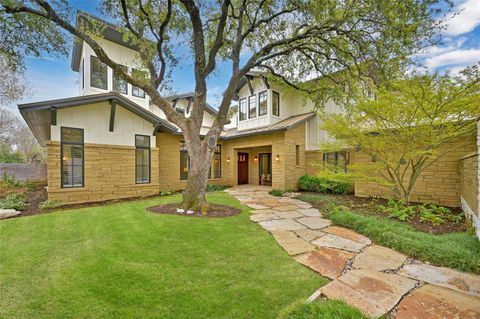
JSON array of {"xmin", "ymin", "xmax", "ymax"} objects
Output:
[{"xmin": 18, "ymin": 11, "xmax": 341, "ymax": 204}]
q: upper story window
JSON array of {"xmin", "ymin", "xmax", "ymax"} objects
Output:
[
  {"xmin": 113, "ymin": 65, "xmax": 128, "ymax": 94},
  {"xmin": 272, "ymin": 91, "xmax": 280, "ymax": 116},
  {"xmin": 239, "ymin": 98, "xmax": 247, "ymax": 121},
  {"xmin": 61, "ymin": 127, "xmax": 84, "ymax": 188},
  {"xmin": 132, "ymin": 69, "xmax": 146, "ymax": 98},
  {"xmin": 248, "ymin": 95, "xmax": 257, "ymax": 119},
  {"xmin": 135, "ymin": 135, "xmax": 150, "ymax": 184},
  {"xmin": 90, "ymin": 56, "xmax": 107, "ymax": 90},
  {"xmin": 176, "ymin": 108, "xmax": 185, "ymax": 116},
  {"xmin": 80, "ymin": 59, "xmax": 84, "ymax": 90},
  {"xmin": 259, "ymin": 91, "xmax": 267, "ymax": 116}
]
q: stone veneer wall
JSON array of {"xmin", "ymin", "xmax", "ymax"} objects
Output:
[
  {"xmin": 354, "ymin": 135, "xmax": 476, "ymax": 207},
  {"xmin": 46, "ymin": 141, "xmax": 159, "ymax": 204},
  {"xmin": 460, "ymin": 152, "xmax": 479, "ymax": 237}
]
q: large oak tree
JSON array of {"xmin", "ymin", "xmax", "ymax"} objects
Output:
[{"xmin": 0, "ymin": 0, "xmax": 449, "ymax": 211}]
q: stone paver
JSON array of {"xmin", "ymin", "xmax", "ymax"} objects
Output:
[
  {"xmin": 250, "ymin": 213, "xmax": 280, "ymax": 223},
  {"xmin": 294, "ymin": 229, "xmax": 326, "ymax": 241},
  {"xmin": 396, "ymin": 284, "xmax": 480, "ymax": 319},
  {"xmin": 271, "ymin": 230, "xmax": 316, "ymax": 255},
  {"xmin": 295, "ymin": 247, "xmax": 354, "ymax": 279},
  {"xmin": 274, "ymin": 205, "xmax": 301, "ymax": 211},
  {"xmin": 274, "ymin": 211, "xmax": 304, "ymax": 219},
  {"xmin": 296, "ymin": 216, "xmax": 331, "ymax": 229},
  {"xmin": 353, "ymin": 245, "xmax": 408, "ymax": 272},
  {"xmin": 250, "ymin": 209, "xmax": 277, "ymax": 214},
  {"xmin": 398, "ymin": 262, "xmax": 480, "ymax": 297},
  {"xmin": 324, "ymin": 226, "xmax": 372, "ymax": 245},
  {"xmin": 311, "ymin": 233, "xmax": 366, "ymax": 252},
  {"xmin": 297, "ymin": 208, "xmax": 322, "ymax": 217},
  {"xmin": 258, "ymin": 218, "xmax": 306, "ymax": 232},
  {"xmin": 246, "ymin": 203, "xmax": 269, "ymax": 210},
  {"xmin": 318, "ymin": 269, "xmax": 418, "ymax": 318}
]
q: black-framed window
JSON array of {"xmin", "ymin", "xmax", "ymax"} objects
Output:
[
  {"xmin": 61, "ymin": 127, "xmax": 84, "ymax": 188},
  {"xmin": 272, "ymin": 91, "xmax": 280, "ymax": 116},
  {"xmin": 296, "ymin": 145, "xmax": 300, "ymax": 166},
  {"xmin": 248, "ymin": 95, "xmax": 257, "ymax": 119},
  {"xmin": 180, "ymin": 142, "xmax": 189, "ymax": 180},
  {"xmin": 259, "ymin": 91, "xmax": 267, "ymax": 116},
  {"xmin": 132, "ymin": 69, "xmax": 146, "ymax": 98},
  {"xmin": 239, "ymin": 98, "xmax": 247, "ymax": 121},
  {"xmin": 176, "ymin": 108, "xmax": 185, "ymax": 116},
  {"xmin": 90, "ymin": 56, "xmax": 107, "ymax": 90},
  {"xmin": 323, "ymin": 150, "xmax": 348, "ymax": 173},
  {"xmin": 208, "ymin": 145, "xmax": 221, "ymax": 179},
  {"xmin": 135, "ymin": 135, "xmax": 150, "ymax": 183},
  {"xmin": 113, "ymin": 65, "xmax": 128, "ymax": 94}
]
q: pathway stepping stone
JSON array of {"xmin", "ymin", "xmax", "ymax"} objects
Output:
[
  {"xmin": 297, "ymin": 208, "xmax": 322, "ymax": 217},
  {"xmin": 353, "ymin": 245, "xmax": 407, "ymax": 271},
  {"xmin": 294, "ymin": 229, "xmax": 326, "ymax": 241},
  {"xmin": 258, "ymin": 218, "xmax": 307, "ymax": 232},
  {"xmin": 396, "ymin": 284, "xmax": 480, "ymax": 319},
  {"xmin": 246, "ymin": 203, "xmax": 269, "ymax": 210},
  {"xmin": 311, "ymin": 234, "xmax": 366, "ymax": 252},
  {"xmin": 296, "ymin": 217, "xmax": 331, "ymax": 229},
  {"xmin": 0, "ymin": 209, "xmax": 21, "ymax": 219},
  {"xmin": 250, "ymin": 213, "xmax": 280, "ymax": 223},
  {"xmin": 398, "ymin": 262, "xmax": 480, "ymax": 297},
  {"xmin": 323, "ymin": 226, "xmax": 372, "ymax": 245},
  {"xmin": 274, "ymin": 211, "xmax": 304, "ymax": 219},
  {"xmin": 271, "ymin": 230, "xmax": 316, "ymax": 255},
  {"xmin": 250, "ymin": 209, "xmax": 277, "ymax": 214},
  {"xmin": 274, "ymin": 205, "xmax": 301, "ymax": 211},
  {"xmin": 317, "ymin": 269, "xmax": 418, "ymax": 318},
  {"xmin": 295, "ymin": 247, "xmax": 354, "ymax": 279}
]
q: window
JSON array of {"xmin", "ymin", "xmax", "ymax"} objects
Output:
[
  {"xmin": 135, "ymin": 135, "xmax": 150, "ymax": 183},
  {"xmin": 90, "ymin": 56, "xmax": 107, "ymax": 90},
  {"xmin": 180, "ymin": 142, "xmax": 189, "ymax": 180},
  {"xmin": 296, "ymin": 145, "xmax": 300, "ymax": 166},
  {"xmin": 258, "ymin": 91, "xmax": 267, "ymax": 116},
  {"xmin": 239, "ymin": 98, "xmax": 247, "ymax": 121},
  {"xmin": 323, "ymin": 150, "xmax": 348, "ymax": 172},
  {"xmin": 208, "ymin": 145, "xmax": 222, "ymax": 179},
  {"xmin": 61, "ymin": 127, "xmax": 84, "ymax": 188},
  {"xmin": 80, "ymin": 59, "xmax": 84, "ymax": 90},
  {"xmin": 113, "ymin": 65, "xmax": 128, "ymax": 94},
  {"xmin": 176, "ymin": 108, "xmax": 185, "ymax": 116},
  {"xmin": 248, "ymin": 95, "xmax": 257, "ymax": 119},
  {"xmin": 132, "ymin": 69, "xmax": 146, "ymax": 98},
  {"xmin": 272, "ymin": 91, "xmax": 280, "ymax": 116}
]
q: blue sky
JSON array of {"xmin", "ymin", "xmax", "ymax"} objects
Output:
[{"xmin": 18, "ymin": 0, "xmax": 480, "ymax": 108}]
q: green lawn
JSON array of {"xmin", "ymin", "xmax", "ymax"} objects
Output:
[
  {"xmin": 0, "ymin": 192, "xmax": 325, "ymax": 319},
  {"xmin": 279, "ymin": 300, "xmax": 374, "ymax": 319},
  {"xmin": 297, "ymin": 193, "xmax": 480, "ymax": 274}
]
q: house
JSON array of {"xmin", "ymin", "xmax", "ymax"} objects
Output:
[{"xmin": 19, "ymin": 11, "xmax": 338, "ymax": 205}]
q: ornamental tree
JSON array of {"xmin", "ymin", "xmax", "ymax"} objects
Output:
[
  {"xmin": 0, "ymin": 0, "xmax": 450, "ymax": 211},
  {"xmin": 321, "ymin": 66, "xmax": 480, "ymax": 205}
]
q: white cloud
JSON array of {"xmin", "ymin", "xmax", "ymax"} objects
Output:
[
  {"xmin": 443, "ymin": 0, "xmax": 480, "ymax": 36},
  {"xmin": 425, "ymin": 49, "xmax": 480, "ymax": 69}
]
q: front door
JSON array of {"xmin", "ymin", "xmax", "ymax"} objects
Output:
[{"xmin": 237, "ymin": 153, "xmax": 249, "ymax": 184}]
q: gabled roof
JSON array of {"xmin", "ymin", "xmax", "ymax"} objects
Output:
[
  {"xmin": 161, "ymin": 92, "xmax": 219, "ymax": 116},
  {"xmin": 18, "ymin": 92, "xmax": 177, "ymax": 146},
  {"xmin": 71, "ymin": 10, "xmax": 147, "ymax": 72},
  {"xmin": 221, "ymin": 112, "xmax": 316, "ymax": 140}
]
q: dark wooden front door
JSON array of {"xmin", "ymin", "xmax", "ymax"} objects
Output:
[{"xmin": 237, "ymin": 153, "xmax": 249, "ymax": 184}]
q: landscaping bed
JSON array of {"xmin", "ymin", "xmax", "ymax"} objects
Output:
[{"xmin": 148, "ymin": 203, "xmax": 240, "ymax": 217}]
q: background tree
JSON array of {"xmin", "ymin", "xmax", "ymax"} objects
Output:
[
  {"xmin": 321, "ymin": 65, "xmax": 480, "ymax": 205},
  {"xmin": 0, "ymin": 0, "xmax": 450, "ymax": 211}
]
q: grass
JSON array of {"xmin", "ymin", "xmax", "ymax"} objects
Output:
[
  {"xmin": 297, "ymin": 193, "xmax": 480, "ymax": 274},
  {"xmin": 0, "ymin": 192, "xmax": 326, "ymax": 319},
  {"xmin": 279, "ymin": 300, "xmax": 373, "ymax": 319}
]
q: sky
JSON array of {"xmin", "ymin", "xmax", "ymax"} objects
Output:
[{"xmin": 16, "ymin": 0, "xmax": 480, "ymax": 109}]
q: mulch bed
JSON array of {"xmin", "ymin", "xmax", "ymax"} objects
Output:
[
  {"xmin": 300, "ymin": 192, "xmax": 467, "ymax": 235},
  {"xmin": 19, "ymin": 187, "xmax": 47, "ymax": 217},
  {"xmin": 148, "ymin": 203, "xmax": 240, "ymax": 218}
]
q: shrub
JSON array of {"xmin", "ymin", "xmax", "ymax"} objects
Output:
[
  {"xmin": 205, "ymin": 184, "xmax": 229, "ymax": 192},
  {"xmin": 298, "ymin": 172, "xmax": 353, "ymax": 194},
  {"xmin": 0, "ymin": 193, "xmax": 28, "ymax": 210},
  {"xmin": 40, "ymin": 199, "xmax": 63, "ymax": 210},
  {"xmin": 418, "ymin": 204, "xmax": 463, "ymax": 225},
  {"xmin": 269, "ymin": 189, "xmax": 285, "ymax": 197},
  {"xmin": 160, "ymin": 190, "xmax": 174, "ymax": 196},
  {"xmin": 1, "ymin": 172, "xmax": 21, "ymax": 188},
  {"xmin": 382, "ymin": 198, "xmax": 415, "ymax": 221}
]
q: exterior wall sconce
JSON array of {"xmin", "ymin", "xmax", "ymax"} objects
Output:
[
  {"xmin": 227, "ymin": 157, "xmax": 230, "ymax": 163},
  {"xmin": 254, "ymin": 156, "xmax": 258, "ymax": 161},
  {"xmin": 276, "ymin": 155, "xmax": 280, "ymax": 161}
]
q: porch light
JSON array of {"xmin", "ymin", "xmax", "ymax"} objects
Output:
[
  {"xmin": 254, "ymin": 156, "xmax": 258, "ymax": 161},
  {"xmin": 276, "ymin": 155, "xmax": 280, "ymax": 161},
  {"xmin": 227, "ymin": 157, "xmax": 230, "ymax": 163}
]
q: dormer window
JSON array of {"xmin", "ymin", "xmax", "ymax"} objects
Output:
[
  {"xmin": 176, "ymin": 108, "xmax": 185, "ymax": 116},
  {"xmin": 132, "ymin": 69, "xmax": 146, "ymax": 98},
  {"xmin": 239, "ymin": 98, "xmax": 247, "ymax": 121},
  {"xmin": 113, "ymin": 65, "xmax": 128, "ymax": 94},
  {"xmin": 90, "ymin": 56, "xmax": 107, "ymax": 90},
  {"xmin": 248, "ymin": 95, "xmax": 257, "ymax": 119},
  {"xmin": 272, "ymin": 91, "xmax": 280, "ymax": 116},
  {"xmin": 259, "ymin": 91, "xmax": 267, "ymax": 116}
]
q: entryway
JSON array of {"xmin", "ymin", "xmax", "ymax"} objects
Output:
[{"xmin": 237, "ymin": 152, "xmax": 249, "ymax": 184}]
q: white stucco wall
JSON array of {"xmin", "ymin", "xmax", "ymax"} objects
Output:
[
  {"xmin": 51, "ymin": 102, "xmax": 156, "ymax": 147},
  {"xmin": 149, "ymin": 99, "xmax": 216, "ymax": 128}
]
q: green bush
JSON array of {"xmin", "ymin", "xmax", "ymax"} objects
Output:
[
  {"xmin": 382, "ymin": 199, "xmax": 415, "ymax": 221},
  {"xmin": 40, "ymin": 199, "xmax": 63, "ymax": 210},
  {"xmin": 160, "ymin": 190, "xmax": 174, "ymax": 196},
  {"xmin": 298, "ymin": 172, "xmax": 353, "ymax": 194},
  {"xmin": 418, "ymin": 204, "xmax": 463, "ymax": 225},
  {"xmin": 1, "ymin": 172, "xmax": 21, "ymax": 188},
  {"xmin": 0, "ymin": 193, "xmax": 27, "ymax": 210},
  {"xmin": 205, "ymin": 184, "xmax": 229, "ymax": 192},
  {"xmin": 269, "ymin": 189, "xmax": 284, "ymax": 197}
]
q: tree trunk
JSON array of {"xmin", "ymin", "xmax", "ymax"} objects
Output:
[{"xmin": 181, "ymin": 142, "xmax": 214, "ymax": 213}]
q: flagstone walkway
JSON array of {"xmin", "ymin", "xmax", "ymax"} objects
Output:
[{"xmin": 225, "ymin": 185, "xmax": 480, "ymax": 319}]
